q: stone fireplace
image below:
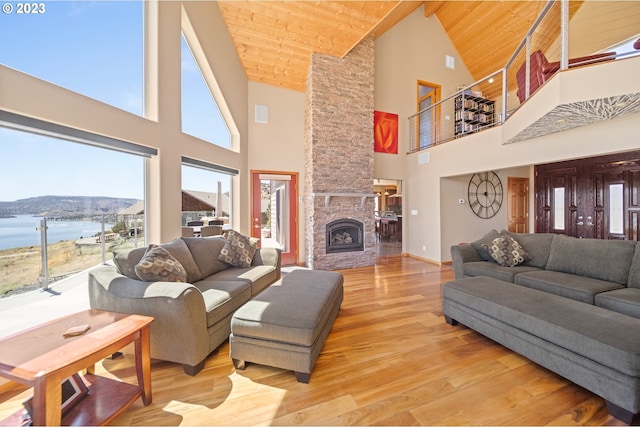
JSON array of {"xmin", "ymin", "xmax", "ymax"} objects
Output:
[
  {"xmin": 326, "ymin": 219, "xmax": 364, "ymax": 254},
  {"xmin": 304, "ymin": 36, "xmax": 376, "ymax": 270}
]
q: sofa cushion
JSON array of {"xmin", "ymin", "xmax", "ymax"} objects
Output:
[
  {"xmin": 218, "ymin": 230, "xmax": 258, "ymax": 268},
  {"xmin": 462, "ymin": 261, "xmax": 541, "ymax": 283},
  {"xmin": 113, "ymin": 247, "xmax": 146, "ymax": 280},
  {"xmin": 514, "ymin": 270, "xmax": 625, "ymax": 304},
  {"xmin": 181, "ymin": 236, "xmax": 230, "ymax": 278},
  {"xmin": 193, "ymin": 280, "xmax": 252, "ymax": 327},
  {"xmin": 208, "ymin": 265, "xmax": 278, "ymax": 296},
  {"xmin": 501, "ymin": 231, "xmax": 555, "ymax": 269},
  {"xmin": 470, "ymin": 229, "xmax": 501, "ymax": 262},
  {"xmin": 595, "ymin": 288, "xmax": 640, "ymax": 320},
  {"xmin": 135, "ymin": 245, "xmax": 188, "ymax": 282},
  {"xmin": 158, "ymin": 238, "xmax": 202, "ymax": 283},
  {"xmin": 482, "ymin": 234, "xmax": 531, "ymax": 267},
  {"xmin": 545, "ymin": 234, "xmax": 636, "ymax": 285}
]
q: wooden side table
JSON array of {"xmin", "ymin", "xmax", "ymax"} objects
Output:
[{"xmin": 0, "ymin": 309, "xmax": 153, "ymax": 426}]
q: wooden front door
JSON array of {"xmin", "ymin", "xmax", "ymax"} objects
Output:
[
  {"xmin": 535, "ymin": 151, "xmax": 640, "ymax": 240},
  {"xmin": 508, "ymin": 177, "xmax": 529, "ymax": 233}
]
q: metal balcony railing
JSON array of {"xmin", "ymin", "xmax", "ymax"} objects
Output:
[{"xmin": 408, "ymin": 0, "xmax": 640, "ymax": 153}]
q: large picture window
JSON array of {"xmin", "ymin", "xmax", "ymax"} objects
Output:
[{"xmin": 0, "ymin": 126, "xmax": 147, "ymax": 296}]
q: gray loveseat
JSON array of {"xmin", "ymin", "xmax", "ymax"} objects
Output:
[
  {"xmin": 89, "ymin": 236, "xmax": 281, "ymax": 375},
  {"xmin": 445, "ymin": 230, "xmax": 640, "ymax": 423}
]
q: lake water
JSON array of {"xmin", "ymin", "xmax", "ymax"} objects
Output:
[{"xmin": 0, "ymin": 215, "xmax": 113, "ymax": 251}]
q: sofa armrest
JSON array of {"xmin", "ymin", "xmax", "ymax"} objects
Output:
[
  {"xmin": 451, "ymin": 244, "xmax": 483, "ymax": 279},
  {"xmin": 88, "ymin": 266, "xmax": 210, "ymax": 367}
]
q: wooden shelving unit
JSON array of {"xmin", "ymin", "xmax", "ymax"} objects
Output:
[{"xmin": 454, "ymin": 94, "xmax": 495, "ymax": 136}]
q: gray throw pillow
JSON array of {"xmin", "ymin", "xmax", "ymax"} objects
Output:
[{"xmin": 135, "ymin": 245, "xmax": 187, "ymax": 282}]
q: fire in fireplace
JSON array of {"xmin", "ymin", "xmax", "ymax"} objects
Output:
[{"xmin": 326, "ymin": 219, "xmax": 364, "ymax": 253}]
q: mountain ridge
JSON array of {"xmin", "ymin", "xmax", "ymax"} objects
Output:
[{"xmin": 0, "ymin": 195, "xmax": 140, "ymax": 218}]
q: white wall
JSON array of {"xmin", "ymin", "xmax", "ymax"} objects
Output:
[
  {"xmin": 247, "ymin": 81, "xmax": 306, "ymax": 263},
  {"xmin": 374, "ymin": 6, "xmax": 475, "ymax": 249}
]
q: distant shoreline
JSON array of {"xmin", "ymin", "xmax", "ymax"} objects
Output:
[{"xmin": 0, "ymin": 215, "xmax": 17, "ymax": 219}]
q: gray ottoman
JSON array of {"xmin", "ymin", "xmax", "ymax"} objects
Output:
[{"xmin": 230, "ymin": 269, "xmax": 344, "ymax": 383}]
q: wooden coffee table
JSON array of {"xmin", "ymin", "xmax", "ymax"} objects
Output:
[{"xmin": 0, "ymin": 309, "xmax": 153, "ymax": 426}]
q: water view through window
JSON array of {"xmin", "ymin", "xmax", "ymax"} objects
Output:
[{"xmin": 0, "ymin": 128, "xmax": 145, "ymax": 297}]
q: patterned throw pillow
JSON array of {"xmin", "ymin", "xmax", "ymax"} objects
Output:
[
  {"xmin": 482, "ymin": 234, "xmax": 532, "ymax": 267},
  {"xmin": 135, "ymin": 245, "xmax": 188, "ymax": 282},
  {"xmin": 218, "ymin": 230, "xmax": 258, "ymax": 268},
  {"xmin": 471, "ymin": 229, "xmax": 502, "ymax": 261}
]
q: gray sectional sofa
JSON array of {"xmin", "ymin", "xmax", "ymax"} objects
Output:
[
  {"xmin": 446, "ymin": 230, "xmax": 640, "ymax": 423},
  {"xmin": 88, "ymin": 236, "xmax": 281, "ymax": 375}
]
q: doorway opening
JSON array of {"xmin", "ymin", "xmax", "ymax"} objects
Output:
[
  {"xmin": 374, "ymin": 178, "xmax": 402, "ymax": 256},
  {"xmin": 251, "ymin": 171, "xmax": 298, "ymax": 265},
  {"xmin": 416, "ymin": 80, "xmax": 441, "ymax": 150},
  {"xmin": 507, "ymin": 177, "xmax": 529, "ymax": 233}
]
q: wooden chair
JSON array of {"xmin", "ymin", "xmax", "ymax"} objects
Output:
[
  {"xmin": 200, "ymin": 225, "xmax": 223, "ymax": 237},
  {"xmin": 181, "ymin": 227, "xmax": 195, "ymax": 237}
]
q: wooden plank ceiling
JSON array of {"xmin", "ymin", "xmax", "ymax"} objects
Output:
[
  {"xmin": 216, "ymin": 1, "xmax": 423, "ymax": 92},
  {"xmin": 216, "ymin": 1, "xmax": 579, "ymax": 93}
]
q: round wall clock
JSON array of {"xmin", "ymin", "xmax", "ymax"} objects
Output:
[{"xmin": 468, "ymin": 171, "xmax": 503, "ymax": 218}]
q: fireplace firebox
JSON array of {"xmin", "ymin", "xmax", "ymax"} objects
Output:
[{"xmin": 326, "ymin": 219, "xmax": 364, "ymax": 254}]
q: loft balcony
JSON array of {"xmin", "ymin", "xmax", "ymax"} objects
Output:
[
  {"xmin": 409, "ymin": 0, "xmax": 640, "ymax": 151},
  {"xmin": 503, "ymin": 55, "xmax": 640, "ymax": 144}
]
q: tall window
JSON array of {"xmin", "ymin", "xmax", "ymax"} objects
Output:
[
  {"xmin": 181, "ymin": 34, "xmax": 231, "ymax": 148},
  {"xmin": 0, "ymin": 127, "xmax": 146, "ymax": 296},
  {"xmin": 0, "ymin": 1, "xmax": 143, "ymax": 115}
]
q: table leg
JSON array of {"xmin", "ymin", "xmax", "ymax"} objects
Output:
[
  {"xmin": 134, "ymin": 325, "xmax": 152, "ymax": 405},
  {"xmin": 32, "ymin": 374, "xmax": 62, "ymax": 426}
]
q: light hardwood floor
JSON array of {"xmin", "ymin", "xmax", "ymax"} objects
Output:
[{"xmin": 0, "ymin": 255, "xmax": 625, "ymax": 426}]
